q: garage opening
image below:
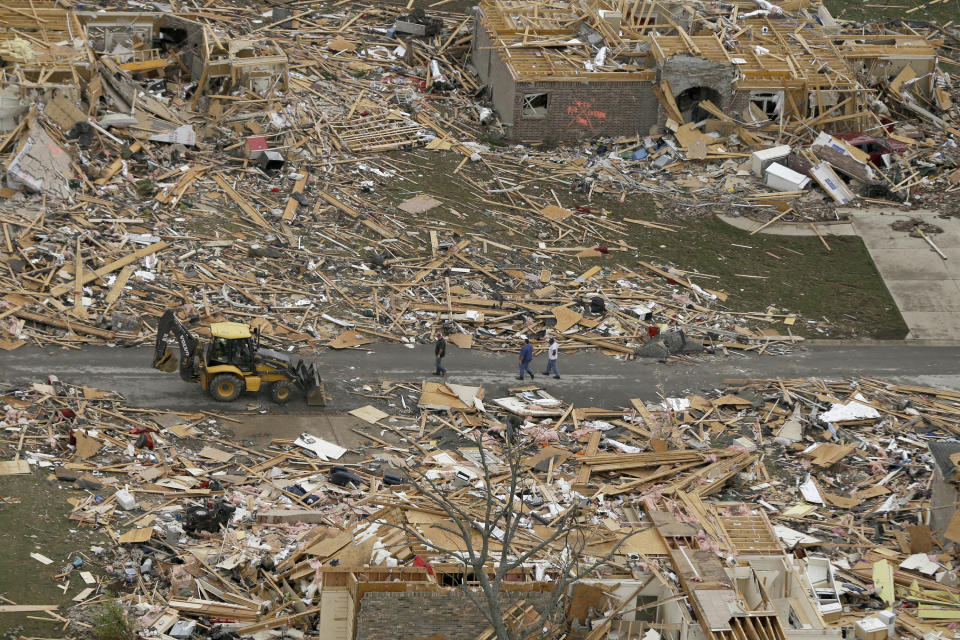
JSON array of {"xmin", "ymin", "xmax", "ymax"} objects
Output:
[{"xmin": 673, "ymin": 86, "xmax": 721, "ymax": 122}]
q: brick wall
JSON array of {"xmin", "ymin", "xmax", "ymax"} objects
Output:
[
  {"xmin": 727, "ymin": 92, "xmax": 752, "ymax": 120},
  {"xmin": 355, "ymin": 589, "xmax": 554, "ymax": 640},
  {"xmin": 510, "ymin": 79, "xmax": 660, "ymax": 143}
]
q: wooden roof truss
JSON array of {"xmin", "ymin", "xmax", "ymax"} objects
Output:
[{"xmin": 479, "ymin": 0, "xmax": 936, "ymax": 90}]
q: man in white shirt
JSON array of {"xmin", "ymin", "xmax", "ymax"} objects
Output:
[{"xmin": 542, "ymin": 337, "xmax": 560, "ymax": 379}]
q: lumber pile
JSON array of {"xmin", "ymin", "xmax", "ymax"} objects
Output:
[
  {"xmin": 0, "ymin": 0, "xmax": 955, "ymax": 357},
  {"xmin": 4, "ymin": 374, "xmax": 960, "ymax": 638}
]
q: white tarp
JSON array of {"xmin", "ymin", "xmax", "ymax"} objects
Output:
[
  {"xmin": 294, "ymin": 432, "xmax": 346, "ymax": 461},
  {"xmin": 820, "ymin": 393, "xmax": 881, "ymax": 422}
]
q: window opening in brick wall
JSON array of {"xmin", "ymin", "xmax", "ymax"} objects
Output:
[
  {"xmin": 750, "ymin": 90, "xmax": 783, "ymax": 117},
  {"xmin": 522, "ymin": 92, "xmax": 549, "ymax": 118}
]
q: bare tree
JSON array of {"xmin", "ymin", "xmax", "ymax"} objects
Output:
[{"xmin": 382, "ymin": 432, "xmax": 645, "ymax": 640}]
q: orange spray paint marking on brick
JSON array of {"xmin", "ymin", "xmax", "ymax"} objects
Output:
[{"xmin": 566, "ymin": 100, "xmax": 607, "ymax": 129}]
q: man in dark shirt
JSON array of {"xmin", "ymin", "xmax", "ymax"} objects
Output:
[
  {"xmin": 517, "ymin": 338, "xmax": 534, "ymax": 380},
  {"xmin": 433, "ymin": 332, "xmax": 447, "ymax": 376}
]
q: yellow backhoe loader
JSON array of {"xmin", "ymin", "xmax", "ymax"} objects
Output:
[{"xmin": 152, "ymin": 310, "xmax": 326, "ymax": 405}]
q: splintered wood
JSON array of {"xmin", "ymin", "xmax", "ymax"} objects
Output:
[{"xmin": 4, "ymin": 372, "xmax": 960, "ymax": 638}]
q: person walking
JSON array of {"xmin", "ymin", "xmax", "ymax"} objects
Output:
[
  {"xmin": 517, "ymin": 338, "xmax": 534, "ymax": 380},
  {"xmin": 542, "ymin": 337, "xmax": 560, "ymax": 379},
  {"xmin": 433, "ymin": 332, "xmax": 447, "ymax": 376}
]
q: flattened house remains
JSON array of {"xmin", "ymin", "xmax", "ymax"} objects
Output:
[
  {"xmin": 472, "ymin": 0, "xmax": 939, "ymax": 142},
  {"xmin": 0, "ymin": 1, "xmax": 288, "ymax": 122},
  {"xmin": 306, "ymin": 504, "xmax": 837, "ymax": 640}
]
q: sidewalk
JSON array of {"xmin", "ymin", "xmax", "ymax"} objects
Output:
[{"xmin": 849, "ymin": 208, "xmax": 960, "ymax": 340}]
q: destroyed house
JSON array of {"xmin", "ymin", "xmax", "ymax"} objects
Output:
[
  {"xmin": 0, "ymin": 2, "xmax": 288, "ymax": 115},
  {"xmin": 77, "ymin": 11, "xmax": 289, "ymax": 96},
  {"xmin": 472, "ymin": 0, "xmax": 938, "ymax": 143},
  {"xmin": 287, "ymin": 504, "xmax": 837, "ymax": 640}
]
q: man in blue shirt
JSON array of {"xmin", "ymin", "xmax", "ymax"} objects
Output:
[{"xmin": 517, "ymin": 338, "xmax": 534, "ymax": 380}]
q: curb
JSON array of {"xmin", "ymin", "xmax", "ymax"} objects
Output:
[
  {"xmin": 804, "ymin": 338, "xmax": 960, "ymax": 347},
  {"xmin": 716, "ymin": 213, "xmax": 857, "ymax": 237}
]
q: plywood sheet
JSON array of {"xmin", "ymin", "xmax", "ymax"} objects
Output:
[
  {"xmin": 197, "ymin": 446, "xmax": 234, "ymax": 463},
  {"xmin": 119, "ymin": 527, "xmax": 154, "ymax": 543},
  {"xmin": 447, "ymin": 333, "xmax": 473, "ymax": 349},
  {"xmin": 348, "ymin": 405, "xmax": 389, "ymax": 424},
  {"xmin": 553, "ymin": 306, "xmax": 582, "ymax": 332},
  {"xmin": 0, "ymin": 459, "xmax": 31, "ymax": 475},
  {"xmin": 398, "ymin": 194, "xmax": 442, "ymax": 214},
  {"xmin": 305, "ymin": 531, "xmax": 353, "ymax": 558},
  {"xmin": 328, "ymin": 330, "xmax": 373, "ymax": 349},
  {"xmin": 318, "ymin": 589, "xmax": 352, "ymax": 640},
  {"xmin": 419, "ymin": 381, "xmax": 473, "ymax": 411},
  {"xmin": 540, "ymin": 205, "xmax": 574, "ymax": 220}
]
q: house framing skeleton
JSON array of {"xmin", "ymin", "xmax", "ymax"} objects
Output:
[
  {"xmin": 295, "ymin": 503, "xmax": 839, "ymax": 640},
  {"xmin": 0, "ymin": 1, "xmax": 288, "ymax": 113},
  {"xmin": 472, "ymin": 0, "xmax": 940, "ymax": 142}
]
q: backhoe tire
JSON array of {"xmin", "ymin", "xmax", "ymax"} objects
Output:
[
  {"xmin": 210, "ymin": 374, "xmax": 243, "ymax": 402},
  {"xmin": 271, "ymin": 380, "xmax": 295, "ymax": 405}
]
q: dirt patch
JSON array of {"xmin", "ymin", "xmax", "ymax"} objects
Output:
[
  {"xmin": 891, "ymin": 218, "xmax": 944, "ymax": 236},
  {"xmin": 222, "ymin": 413, "xmax": 369, "ymax": 451}
]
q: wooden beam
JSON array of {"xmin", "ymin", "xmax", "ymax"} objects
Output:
[
  {"xmin": 212, "ymin": 174, "xmax": 272, "ymax": 229},
  {"xmin": 49, "ymin": 241, "xmax": 168, "ymax": 297},
  {"xmin": 282, "ymin": 170, "xmax": 309, "ymax": 222}
]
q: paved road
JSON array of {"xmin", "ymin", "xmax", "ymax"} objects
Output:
[{"xmin": 1, "ymin": 344, "xmax": 958, "ymax": 413}]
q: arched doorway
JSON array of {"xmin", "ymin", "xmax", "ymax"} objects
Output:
[{"xmin": 674, "ymin": 86, "xmax": 722, "ymax": 122}]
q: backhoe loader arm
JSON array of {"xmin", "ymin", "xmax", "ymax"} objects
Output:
[
  {"xmin": 153, "ymin": 310, "xmax": 201, "ymax": 381},
  {"xmin": 294, "ymin": 360, "xmax": 326, "ymax": 406}
]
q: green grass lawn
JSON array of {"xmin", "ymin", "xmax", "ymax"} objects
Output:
[
  {"xmin": 825, "ymin": 0, "xmax": 959, "ymax": 24},
  {"xmin": 381, "ymin": 149, "xmax": 909, "ymax": 340}
]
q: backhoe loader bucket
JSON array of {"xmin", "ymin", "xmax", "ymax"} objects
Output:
[
  {"xmin": 305, "ymin": 383, "xmax": 327, "ymax": 407},
  {"xmin": 295, "ymin": 362, "xmax": 327, "ymax": 406},
  {"xmin": 154, "ymin": 347, "xmax": 178, "ymax": 373}
]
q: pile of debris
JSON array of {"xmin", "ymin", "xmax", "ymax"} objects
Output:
[
  {"xmin": 6, "ymin": 373, "xmax": 960, "ymax": 639},
  {"xmin": 473, "ymin": 0, "xmax": 960, "ymax": 219},
  {"xmin": 1, "ymin": 0, "xmax": 957, "ymax": 358}
]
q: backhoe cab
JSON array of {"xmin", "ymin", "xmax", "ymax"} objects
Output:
[{"xmin": 153, "ymin": 310, "xmax": 326, "ymax": 406}]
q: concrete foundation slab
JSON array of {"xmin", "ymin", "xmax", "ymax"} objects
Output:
[{"xmin": 865, "ymin": 248, "xmax": 952, "ymax": 280}]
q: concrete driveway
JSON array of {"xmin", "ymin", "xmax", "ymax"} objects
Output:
[{"xmin": 849, "ymin": 207, "xmax": 960, "ymax": 339}]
